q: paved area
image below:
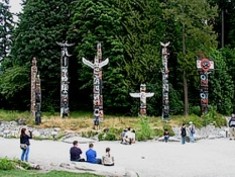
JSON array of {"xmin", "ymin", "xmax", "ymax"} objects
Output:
[{"xmin": 1, "ymin": 138, "xmax": 235, "ymax": 177}]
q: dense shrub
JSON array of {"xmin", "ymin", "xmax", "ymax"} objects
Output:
[{"xmin": 0, "ymin": 157, "xmax": 15, "ymax": 170}]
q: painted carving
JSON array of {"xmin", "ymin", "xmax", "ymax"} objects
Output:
[
  {"xmin": 82, "ymin": 43, "xmax": 109, "ymax": 127},
  {"xmin": 161, "ymin": 42, "xmax": 170, "ymax": 119},
  {"xmin": 196, "ymin": 58, "xmax": 214, "ymax": 114},
  {"xmin": 130, "ymin": 84, "xmax": 154, "ymax": 116},
  {"xmin": 57, "ymin": 41, "xmax": 74, "ymax": 118},
  {"xmin": 31, "ymin": 57, "xmax": 41, "ymax": 124}
]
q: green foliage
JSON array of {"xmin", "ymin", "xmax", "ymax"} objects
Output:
[
  {"xmin": 0, "ymin": 169, "xmax": 103, "ymax": 177},
  {"xmin": 161, "ymin": 0, "xmax": 218, "ymax": 115},
  {"xmin": 8, "ymin": 0, "xmax": 74, "ymax": 111},
  {"xmin": 0, "ymin": 110, "xmax": 30, "ymax": 121},
  {"xmin": 136, "ymin": 117, "xmax": 154, "ymax": 141},
  {"xmin": 0, "ymin": 157, "xmax": 15, "ymax": 170},
  {"xmin": 0, "ymin": 0, "xmax": 15, "ymax": 61},
  {"xmin": 201, "ymin": 107, "xmax": 227, "ymax": 127},
  {"xmin": 98, "ymin": 127, "xmax": 122, "ymax": 141},
  {"xmin": 162, "ymin": 123, "xmax": 175, "ymax": 136},
  {"xmin": 209, "ymin": 48, "xmax": 234, "ymax": 115},
  {"xmin": 0, "ymin": 65, "xmax": 29, "ymax": 101}
]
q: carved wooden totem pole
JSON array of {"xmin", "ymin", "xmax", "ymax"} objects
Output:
[
  {"xmin": 31, "ymin": 57, "xmax": 41, "ymax": 124},
  {"xmin": 161, "ymin": 42, "xmax": 170, "ymax": 119},
  {"xmin": 57, "ymin": 41, "xmax": 74, "ymax": 118},
  {"xmin": 82, "ymin": 43, "xmax": 109, "ymax": 126},
  {"xmin": 130, "ymin": 84, "xmax": 154, "ymax": 116},
  {"xmin": 196, "ymin": 57, "xmax": 214, "ymax": 114}
]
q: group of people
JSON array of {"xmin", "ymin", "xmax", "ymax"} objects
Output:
[
  {"xmin": 70, "ymin": 141, "xmax": 114, "ymax": 166},
  {"xmin": 20, "ymin": 127, "xmax": 114, "ymax": 166},
  {"xmin": 120, "ymin": 127, "xmax": 136, "ymax": 145},
  {"xmin": 180, "ymin": 121, "xmax": 196, "ymax": 144}
]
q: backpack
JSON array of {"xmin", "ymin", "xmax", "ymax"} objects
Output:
[
  {"xmin": 181, "ymin": 127, "xmax": 186, "ymax": 136},
  {"xmin": 190, "ymin": 126, "xmax": 195, "ymax": 134}
]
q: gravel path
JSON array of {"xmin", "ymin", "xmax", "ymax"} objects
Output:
[{"xmin": 1, "ymin": 138, "xmax": 235, "ymax": 177}]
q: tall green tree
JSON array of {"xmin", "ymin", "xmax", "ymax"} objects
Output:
[
  {"xmin": 68, "ymin": 0, "xmax": 131, "ymax": 114},
  {"xmin": 116, "ymin": 0, "xmax": 165, "ymax": 115},
  {"xmin": 161, "ymin": 0, "xmax": 218, "ymax": 116},
  {"xmin": 2, "ymin": 0, "xmax": 74, "ymax": 110},
  {"xmin": 0, "ymin": 0, "xmax": 15, "ymax": 61},
  {"xmin": 209, "ymin": 48, "xmax": 234, "ymax": 115}
]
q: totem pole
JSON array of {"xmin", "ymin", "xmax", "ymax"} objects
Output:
[
  {"xmin": 57, "ymin": 41, "xmax": 74, "ymax": 118},
  {"xmin": 31, "ymin": 57, "xmax": 41, "ymax": 124},
  {"xmin": 82, "ymin": 43, "xmax": 109, "ymax": 126},
  {"xmin": 130, "ymin": 84, "xmax": 154, "ymax": 116},
  {"xmin": 161, "ymin": 42, "xmax": 170, "ymax": 119},
  {"xmin": 196, "ymin": 57, "xmax": 214, "ymax": 114}
]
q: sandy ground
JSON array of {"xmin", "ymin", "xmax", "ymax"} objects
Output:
[{"xmin": 1, "ymin": 138, "xmax": 235, "ymax": 177}]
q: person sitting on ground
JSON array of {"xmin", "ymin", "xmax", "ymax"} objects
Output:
[
  {"xmin": 70, "ymin": 140, "xmax": 85, "ymax": 162},
  {"xmin": 130, "ymin": 129, "xmax": 136, "ymax": 144},
  {"xmin": 125, "ymin": 127, "xmax": 133, "ymax": 144},
  {"xmin": 86, "ymin": 143, "xmax": 102, "ymax": 164},
  {"xmin": 120, "ymin": 129, "xmax": 127, "ymax": 144},
  {"xmin": 122, "ymin": 135, "xmax": 130, "ymax": 145},
  {"xmin": 163, "ymin": 129, "xmax": 170, "ymax": 143},
  {"xmin": 102, "ymin": 147, "xmax": 114, "ymax": 166}
]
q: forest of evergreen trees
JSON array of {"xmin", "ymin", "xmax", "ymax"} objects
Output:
[{"xmin": 0, "ymin": 0, "xmax": 234, "ymax": 116}]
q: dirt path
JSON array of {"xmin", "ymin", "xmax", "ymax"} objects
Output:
[{"xmin": 1, "ymin": 138, "xmax": 235, "ymax": 177}]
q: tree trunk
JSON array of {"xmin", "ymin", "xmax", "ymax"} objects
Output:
[{"xmin": 183, "ymin": 71, "xmax": 188, "ymax": 117}]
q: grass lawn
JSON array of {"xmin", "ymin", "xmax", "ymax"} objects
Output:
[{"xmin": 0, "ymin": 170, "xmax": 103, "ymax": 177}]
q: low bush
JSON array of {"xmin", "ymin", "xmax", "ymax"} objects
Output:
[
  {"xmin": 136, "ymin": 117, "xmax": 154, "ymax": 141},
  {"xmin": 0, "ymin": 157, "xmax": 15, "ymax": 170}
]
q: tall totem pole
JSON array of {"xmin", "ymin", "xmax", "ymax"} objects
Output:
[
  {"xmin": 57, "ymin": 41, "xmax": 74, "ymax": 118},
  {"xmin": 130, "ymin": 84, "xmax": 154, "ymax": 116},
  {"xmin": 31, "ymin": 57, "xmax": 41, "ymax": 124},
  {"xmin": 82, "ymin": 43, "xmax": 109, "ymax": 125},
  {"xmin": 196, "ymin": 57, "xmax": 214, "ymax": 114},
  {"xmin": 161, "ymin": 42, "xmax": 170, "ymax": 119}
]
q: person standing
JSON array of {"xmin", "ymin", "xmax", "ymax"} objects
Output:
[
  {"xmin": 102, "ymin": 147, "xmax": 114, "ymax": 166},
  {"xmin": 180, "ymin": 123, "xmax": 187, "ymax": 144},
  {"xmin": 70, "ymin": 140, "xmax": 85, "ymax": 162},
  {"xmin": 86, "ymin": 143, "xmax": 102, "ymax": 164},
  {"xmin": 20, "ymin": 127, "xmax": 32, "ymax": 162},
  {"xmin": 188, "ymin": 121, "xmax": 195, "ymax": 143},
  {"xmin": 228, "ymin": 114, "xmax": 235, "ymax": 140}
]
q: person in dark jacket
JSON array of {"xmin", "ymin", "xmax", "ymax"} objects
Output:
[
  {"xmin": 180, "ymin": 123, "xmax": 187, "ymax": 144},
  {"xmin": 229, "ymin": 114, "xmax": 235, "ymax": 140},
  {"xmin": 20, "ymin": 127, "xmax": 32, "ymax": 161},
  {"xmin": 70, "ymin": 140, "xmax": 85, "ymax": 162}
]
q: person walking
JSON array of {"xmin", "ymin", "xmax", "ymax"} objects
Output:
[
  {"xmin": 86, "ymin": 143, "xmax": 102, "ymax": 164},
  {"xmin": 70, "ymin": 140, "xmax": 85, "ymax": 162},
  {"xmin": 180, "ymin": 123, "xmax": 187, "ymax": 144},
  {"xmin": 20, "ymin": 127, "xmax": 32, "ymax": 162},
  {"xmin": 188, "ymin": 121, "xmax": 196, "ymax": 143},
  {"xmin": 102, "ymin": 147, "xmax": 114, "ymax": 166},
  {"xmin": 228, "ymin": 114, "xmax": 235, "ymax": 140}
]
